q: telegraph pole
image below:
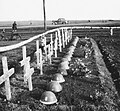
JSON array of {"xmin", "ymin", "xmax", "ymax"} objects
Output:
[{"xmin": 43, "ymin": 0, "xmax": 47, "ymax": 30}]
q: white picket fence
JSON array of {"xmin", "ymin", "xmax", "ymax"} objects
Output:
[{"xmin": 0, "ymin": 26, "xmax": 119, "ymax": 100}]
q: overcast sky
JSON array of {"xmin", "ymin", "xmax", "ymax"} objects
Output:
[{"xmin": 0, "ymin": 0, "xmax": 119, "ymax": 21}]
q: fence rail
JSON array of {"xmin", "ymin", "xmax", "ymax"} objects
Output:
[{"xmin": 0, "ymin": 26, "xmax": 120, "ymax": 52}]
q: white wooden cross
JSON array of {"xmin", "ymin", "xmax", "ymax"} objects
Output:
[
  {"xmin": 55, "ymin": 32, "xmax": 58, "ymax": 49},
  {"xmin": 0, "ymin": 56, "xmax": 14, "ymax": 100},
  {"xmin": 67, "ymin": 30, "xmax": 70, "ymax": 43},
  {"xmin": 50, "ymin": 34, "xmax": 53, "ymax": 55},
  {"xmin": 69, "ymin": 28, "xmax": 72, "ymax": 41},
  {"xmin": 68, "ymin": 29, "xmax": 71, "ymax": 43},
  {"xmin": 36, "ymin": 40, "xmax": 43, "ymax": 75},
  {"xmin": 20, "ymin": 46, "xmax": 34, "ymax": 91},
  {"xmin": 54, "ymin": 32, "xmax": 58, "ymax": 57},
  {"xmin": 62, "ymin": 29, "xmax": 65, "ymax": 48},
  {"xmin": 58, "ymin": 29, "xmax": 62, "ymax": 52},
  {"xmin": 45, "ymin": 44, "xmax": 52, "ymax": 64},
  {"xmin": 65, "ymin": 29, "xmax": 68, "ymax": 45},
  {"xmin": 43, "ymin": 37, "xmax": 47, "ymax": 61},
  {"xmin": 48, "ymin": 44, "xmax": 52, "ymax": 64},
  {"xmin": 68, "ymin": 29, "xmax": 72, "ymax": 42}
]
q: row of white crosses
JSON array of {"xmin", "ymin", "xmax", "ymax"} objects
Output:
[
  {"xmin": 0, "ymin": 46, "xmax": 34, "ymax": 100},
  {"xmin": 43, "ymin": 28, "xmax": 72, "ymax": 58},
  {"xmin": 0, "ymin": 27, "xmax": 114, "ymax": 101},
  {"xmin": 0, "ymin": 28, "xmax": 72, "ymax": 101},
  {"xmin": 53, "ymin": 28, "xmax": 72, "ymax": 57},
  {"xmin": 35, "ymin": 28, "xmax": 72, "ymax": 74}
]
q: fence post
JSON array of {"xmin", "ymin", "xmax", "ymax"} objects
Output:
[
  {"xmin": 1, "ymin": 56, "xmax": 14, "ymax": 100},
  {"xmin": 110, "ymin": 28, "xmax": 113, "ymax": 36}
]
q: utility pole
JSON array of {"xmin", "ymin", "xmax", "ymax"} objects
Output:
[{"xmin": 43, "ymin": 0, "xmax": 47, "ymax": 31}]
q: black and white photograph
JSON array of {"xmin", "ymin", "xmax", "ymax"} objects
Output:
[{"xmin": 0, "ymin": 0, "xmax": 120, "ymax": 110}]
